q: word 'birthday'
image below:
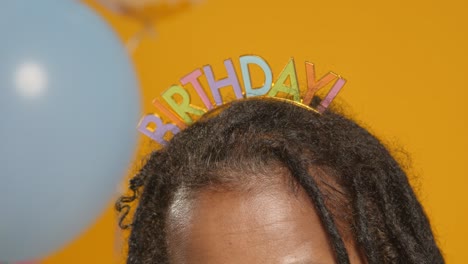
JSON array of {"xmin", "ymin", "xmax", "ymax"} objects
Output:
[{"xmin": 138, "ymin": 55, "xmax": 346, "ymax": 145}]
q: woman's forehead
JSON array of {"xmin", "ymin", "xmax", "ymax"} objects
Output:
[{"xmin": 165, "ymin": 180, "xmax": 336, "ymax": 264}]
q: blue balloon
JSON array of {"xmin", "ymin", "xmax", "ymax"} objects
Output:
[{"xmin": 0, "ymin": 0, "xmax": 140, "ymax": 261}]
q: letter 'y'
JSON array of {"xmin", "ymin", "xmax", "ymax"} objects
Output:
[{"xmin": 303, "ymin": 62, "xmax": 346, "ymax": 113}]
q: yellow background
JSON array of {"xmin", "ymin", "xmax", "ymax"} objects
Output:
[{"xmin": 41, "ymin": 0, "xmax": 467, "ymax": 263}]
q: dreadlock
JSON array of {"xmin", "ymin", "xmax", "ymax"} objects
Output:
[{"xmin": 116, "ymin": 97, "xmax": 444, "ymax": 264}]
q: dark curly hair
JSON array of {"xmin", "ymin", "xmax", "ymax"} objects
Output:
[{"xmin": 116, "ymin": 97, "xmax": 444, "ymax": 264}]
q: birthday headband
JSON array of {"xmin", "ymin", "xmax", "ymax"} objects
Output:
[{"xmin": 138, "ymin": 55, "xmax": 346, "ymax": 145}]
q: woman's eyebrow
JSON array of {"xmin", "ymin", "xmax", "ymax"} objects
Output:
[{"xmin": 286, "ymin": 260, "xmax": 321, "ymax": 264}]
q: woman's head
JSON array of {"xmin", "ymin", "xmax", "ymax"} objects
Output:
[{"xmin": 117, "ymin": 98, "xmax": 444, "ymax": 263}]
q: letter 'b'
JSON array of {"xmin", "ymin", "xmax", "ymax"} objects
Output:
[{"xmin": 137, "ymin": 114, "xmax": 181, "ymax": 145}]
